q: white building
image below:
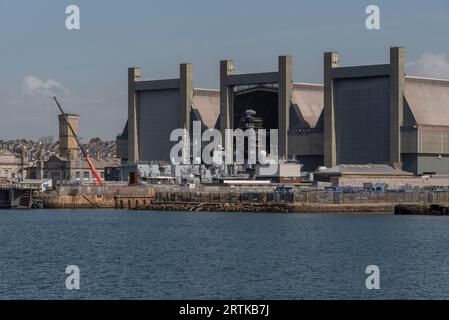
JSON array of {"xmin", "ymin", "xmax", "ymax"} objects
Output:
[
  {"xmin": 18, "ymin": 179, "xmax": 53, "ymax": 192},
  {"xmin": 0, "ymin": 149, "xmax": 21, "ymax": 180}
]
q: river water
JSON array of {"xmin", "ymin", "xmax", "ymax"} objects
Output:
[{"xmin": 1, "ymin": 209, "xmax": 449, "ymax": 299}]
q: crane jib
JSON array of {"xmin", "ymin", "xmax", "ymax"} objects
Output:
[{"xmin": 52, "ymin": 96, "xmax": 104, "ymax": 186}]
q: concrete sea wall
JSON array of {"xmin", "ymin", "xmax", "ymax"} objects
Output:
[
  {"xmin": 41, "ymin": 185, "xmax": 156, "ymax": 209},
  {"xmin": 39, "ymin": 185, "xmax": 449, "ymax": 213}
]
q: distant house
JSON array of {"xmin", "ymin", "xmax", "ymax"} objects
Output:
[{"xmin": 0, "ymin": 149, "xmax": 21, "ymax": 180}]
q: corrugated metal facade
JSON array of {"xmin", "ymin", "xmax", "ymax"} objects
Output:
[
  {"xmin": 138, "ymin": 89, "xmax": 180, "ymax": 161},
  {"xmin": 288, "ymin": 131, "xmax": 323, "ymax": 155},
  {"xmin": 405, "ymin": 77, "xmax": 449, "ymax": 126},
  {"xmin": 192, "ymin": 89, "xmax": 220, "ymax": 129},
  {"xmin": 334, "ymin": 77, "xmax": 391, "ymax": 164},
  {"xmin": 291, "ymin": 83, "xmax": 324, "ymax": 128}
]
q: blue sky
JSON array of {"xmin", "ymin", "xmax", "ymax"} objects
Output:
[{"xmin": 1, "ymin": 0, "xmax": 448, "ymax": 140}]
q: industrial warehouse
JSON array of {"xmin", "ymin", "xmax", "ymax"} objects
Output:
[
  {"xmin": 116, "ymin": 47, "xmax": 449, "ymax": 187},
  {"xmin": 3, "ymin": 46, "xmax": 449, "ymax": 210}
]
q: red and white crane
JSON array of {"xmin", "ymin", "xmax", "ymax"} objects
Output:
[{"xmin": 53, "ymin": 96, "xmax": 104, "ymax": 186}]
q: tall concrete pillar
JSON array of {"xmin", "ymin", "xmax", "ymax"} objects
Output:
[
  {"xmin": 390, "ymin": 47, "xmax": 405, "ymax": 165},
  {"xmin": 128, "ymin": 67, "xmax": 141, "ymax": 164},
  {"xmin": 278, "ymin": 55, "xmax": 293, "ymax": 159},
  {"xmin": 324, "ymin": 52, "xmax": 339, "ymax": 168},
  {"xmin": 180, "ymin": 63, "xmax": 193, "ymax": 131},
  {"xmin": 220, "ymin": 60, "xmax": 234, "ymax": 139}
]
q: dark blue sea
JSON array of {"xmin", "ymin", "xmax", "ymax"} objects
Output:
[{"xmin": 1, "ymin": 210, "xmax": 449, "ymax": 299}]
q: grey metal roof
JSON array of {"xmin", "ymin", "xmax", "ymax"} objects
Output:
[
  {"xmin": 192, "ymin": 88, "xmax": 220, "ymax": 129},
  {"xmin": 70, "ymin": 157, "xmax": 121, "ymax": 169},
  {"xmin": 291, "ymin": 83, "xmax": 324, "ymax": 128},
  {"xmin": 319, "ymin": 164, "xmax": 413, "ymax": 176},
  {"xmin": 191, "ymin": 84, "xmax": 325, "ymax": 130},
  {"xmin": 47, "ymin": 155, "xmax": 121, "ymax": 169},
  {"xmin": 405, "ymin": 76, "xmax": 449, "ymax": 126}
]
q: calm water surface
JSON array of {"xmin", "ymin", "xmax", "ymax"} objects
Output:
[{"xmin": 1, "ymin": 209, "xmax": 449, "ymax": 299}]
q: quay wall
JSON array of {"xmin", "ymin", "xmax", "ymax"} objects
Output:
[
  {"xmin": 155, "ymin": 189, "xmax": 449, "ymax": 205},
  {"xmin": 42, "ymin": 185, "xmax": 156, "ymax": 209},
  {"xmin": 39, "ymin": 185, "xmax": 449, "ymax": 212}
]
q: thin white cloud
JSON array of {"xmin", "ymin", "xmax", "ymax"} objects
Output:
[
  {"xmin": 407, "ymin": 53, "xmax": 449, "ymax": 79},
  {"xmin": 22, "ymin": 76, "xmax": 69, "ymax": 97}
]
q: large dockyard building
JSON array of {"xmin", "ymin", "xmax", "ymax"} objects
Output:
[{"xmin": 117, "ymin": 47, "xmax": 449, "ymax": 175}]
